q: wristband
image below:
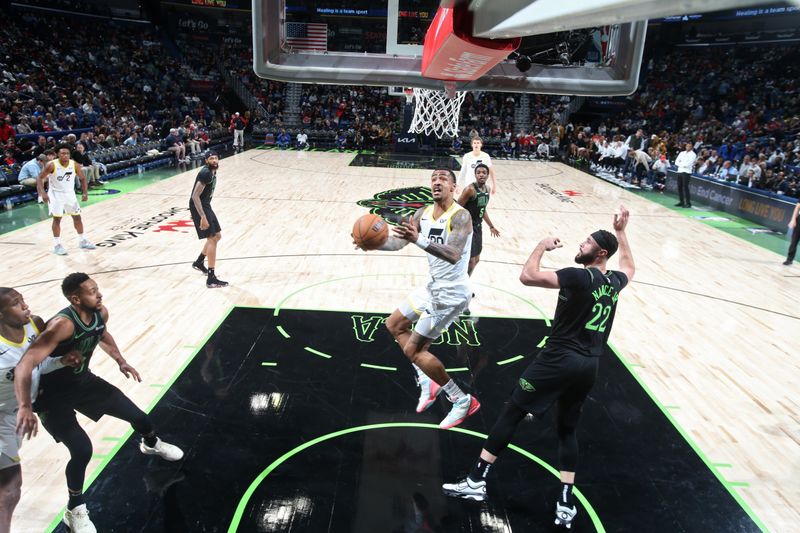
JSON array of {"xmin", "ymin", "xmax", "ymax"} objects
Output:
[{"xmin": 415, "ymin": 234, "xmax": 430, "ymax": 249}]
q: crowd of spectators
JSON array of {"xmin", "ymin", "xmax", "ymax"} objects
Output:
[
  {"xmin": 0, "ymin": 9, "xmax": 236, "ymax": 190},
  {"xmin": 556, "ymin": 44, "xmax": 800, "ymax": 198},
  {"xmin": 3, "ymin": 4, "xmax": 799, "ymax": 203}
]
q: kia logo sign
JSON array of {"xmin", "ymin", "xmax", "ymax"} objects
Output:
[{"xmin": 397, "ymin": 137, "xmax": 416, "ymax": 143}]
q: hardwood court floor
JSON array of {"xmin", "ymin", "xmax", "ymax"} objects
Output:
[{"xmin": 1, "ymin": 149, "xmax": 797, "ymax": 532}]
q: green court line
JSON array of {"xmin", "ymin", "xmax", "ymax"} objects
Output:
[
  {"xmin": 276, "ymin": 325, "xmax": 290, "ymax": 338},
  {"xmin": 226, "ymin": 423, "xmax": 606, "ymax": 533},
  {"xmin": 444, "ymin": 367, "xmax": 469, "ymax": 372},
  {"xmin": 261, "ymin": 362, "xmax": 278, "ymax": 367},
  {"xmin": 43, "ymin": 305, "xmax": 236, "ymax": 533},
  {"xmin": 303, "ymin": 346, "xmax": 332, "ymax": 359},
  {"xmin": 713, "ymin": 463, "xmax": 733, "ymax": 468},
  {"xmin": 496, "ymin": 354, "xmax": 525, "ymax": 366},
  {"xmin": 663, "ymin": 405, "xmax": 681, "ymax": 410},
  {"xmin": 626, "ymin": 362, "xmax": 644, "ymax": 368},
  {"xmin": 536, "ymin": 335, "xmax": 549, "ymax": 348},
  {"xmin": 634, "ymin": 189, "xmax": 792, "ymax": 257},
  {"xmin": 101, "ymin": 436, "xmax": 124, "ymax": 442},
  {"xmin": 609, "ymin": 341, "xmax": 768, "ymax": 532},
  {"xmin": 359, "ymin": 363, "xmax": 398, "ymax": 371},
  {"xmin": 0, "ymin": 165, "xmax": 187, "ymax": 237},
  {"xmin": 726, "ymin": 481, "xmax": 751, "ymax": 487}
]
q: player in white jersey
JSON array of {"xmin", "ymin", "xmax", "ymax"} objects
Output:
[
  {"xmin": 457, "ymin": 137, "xmax": 497, "ymax": 194},
  {"xmin": 0, "ymin": 288, "xmax": 78, "ymax": 533},
  {"xmin": 356, "ymin": 169, "xmax": 481, "ymax": 429},
  {"xmin": 36, "ymin": 144, "xmax": 96, "ymax": 255}
]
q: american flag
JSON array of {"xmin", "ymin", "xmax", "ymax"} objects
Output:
[{"xmin": 286, "ymin": 22, "xmax": 328, "ymax": 51}]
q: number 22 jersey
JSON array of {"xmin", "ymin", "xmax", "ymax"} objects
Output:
[{"xmin": 547, "ymin": 267, "xmax": 628, "ymax": 356}]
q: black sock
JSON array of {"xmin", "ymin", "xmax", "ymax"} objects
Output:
[
  {"xmin": 560, "ymin": 483, "xmax": 574, "ymax": 506},
  {"xmin": 468, "ymin": 458, "xmax": 492, "ymax": 482},
  {"xmin": 195, "ymin": 253, "xmax": 206, "ymax": 264},
  {"xmin": 207, "ymin": 268, "xmax": 215, "ymax": 278},
  {"xmin": 143, "ymin": 433, "xmax": 158, "ymax": 447},
  {"xmin": 68, "ymin": 491, "xmax": 85, "ymax": 510}
]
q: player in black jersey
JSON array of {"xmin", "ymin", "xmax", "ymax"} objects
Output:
[
  {"xmin": 457, "ymin": 163, "xmax": 499, "ymax": 315},
  {"xmin": 14, "ymin": 273, "xmax": 183, "ymax": 533},
  {"xmin": 190, "ymin": 152, "xmax": 228, "ymax": 288},
  {"xmin": 443, "ymin": 206, "xmax": 635, "ymax": 530},
  {"xmin": 458, "ymin": 163, "xmax": 500, "ymax": 278}
]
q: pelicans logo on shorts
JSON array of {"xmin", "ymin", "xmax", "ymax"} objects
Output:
[
  {"xmin": 519, "ymin": 378, "xmax": 536, "ymax": 392},
  {"xmin": 356, "ymin": 187, "xmax": 433, "ymax": 226}
]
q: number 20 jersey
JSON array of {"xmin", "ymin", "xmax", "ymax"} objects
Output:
[{"xmin": 419, "ymin": 202, "xmax": 472, "ymax": 284}]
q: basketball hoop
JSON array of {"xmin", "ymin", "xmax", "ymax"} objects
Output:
[
  {"xmin": 403, "ymin": 87, "xmax": 414, "ymax": 105},
  {"xmin": 406, "ymin": 6, "xmax": 519, "ymax": 138},
  {"xmin": 408, "ymin": 83, "xmax": 466, "ymax": 139}
]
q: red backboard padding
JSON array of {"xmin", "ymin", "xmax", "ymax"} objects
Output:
[{"xmin": 421, "ymin": 6, "xmax": 521, "ymax": 82}]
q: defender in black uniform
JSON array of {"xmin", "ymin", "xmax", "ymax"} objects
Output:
[
  {"xmin": 14, "ymin": 273, "xmax": 183, "ymax": 533},
  {"xmin": 190, "ymin": 151, "xmax": 228, "ymax": 288},
  {"xmin": 457, "ymin": 163, "xmax": 500, "ymax": 277},
  {"xmin": 457, "ymin": 163, "xmax": 500, "ymax": 315},
  {"xmin": 443, "ymin": 206, "xmax": 635, "ymax": 530}
]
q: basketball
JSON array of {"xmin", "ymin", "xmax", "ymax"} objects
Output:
[{"xmin": 352, "ymin": 213, "xmax": 389, "ymax": 250}]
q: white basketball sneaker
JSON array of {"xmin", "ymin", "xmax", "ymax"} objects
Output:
[
  {"xmin": 442, "ymin": 476, "xmax": 487, "ymax": 501},
  {"xmin": 140, "ymin": 437, "xmax": 184, "ymax": 461},
  {"xmin": 416, "ymin": 376, "xmax": 442, "ymax": 413},
  {"xmin": 554, "ymin": 501, "xmax": 577, "ymax": 528},
  {"xmin": 439, "ymin": 394, "xmax": 481, "ymax": 429},
  {"xmin": 63, "ymin": 504, "xmax": 97, "ymax": 533}
]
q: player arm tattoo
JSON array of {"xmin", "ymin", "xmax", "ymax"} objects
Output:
[
  {"xmin": 378, "ymin": 207, "xmax": 424, "ymax": 251},
  {"xmin": 423, "ymin": 209, "xmax": 472, "ymax": 264},
  {"xmin": 191, "ymin": 181, "xmax": 207, "ymax": 218}
]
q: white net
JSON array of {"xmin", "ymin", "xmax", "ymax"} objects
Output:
[{"xmin": 408, "ymin": 87, "xmax": 467, "ymax": 139}]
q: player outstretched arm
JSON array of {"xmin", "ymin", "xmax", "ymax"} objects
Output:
[
  {"xmin": 520, "ymin": 237, "xmax": 562, "ymax": 288},
  {"xmin": 613, "ymin": 205, "xmax": 635, "ymax": 282},
  {"xmin": 394, "ymin": 209, "xmax": 472, "ymax": 264},
  {"xmin": 96, "ymin": 305, "xmax": 142, "ymax": 381},
  {"xmin": 14, "ymin": 317, "xmax": 76, "ymax": 439}
]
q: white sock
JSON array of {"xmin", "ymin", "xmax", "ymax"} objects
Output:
[
  {"xmin": 77, "ymin": 233, "xmax": 87, "ymax": 242},
  {"xmin": 412, "ymin": 364, "xmax": 429, "ymax": 385},
  {"xmin": 442, "ymin": 380, "xmax": 466, "ymax": 402},
  {"xmin": 53, "ymin": 237, "xmax": 61, "ymax": 246}
]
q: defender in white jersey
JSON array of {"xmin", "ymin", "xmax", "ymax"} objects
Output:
[
  {"xmin": 0, "ymin": 288, "xmax": 78, "ymax": 533},
  {"xmin": 355, "ymin": 169, "xmax": 481, "ymax": 429},
  {"xmin": 457, "ymin": 137, "xmax": 497, "ymax": 194},
  {"xmin": 36, "ymin": 144, "xmax": 95, "ymax": 255}
]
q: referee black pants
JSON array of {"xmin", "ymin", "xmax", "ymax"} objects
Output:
[
  {"xmin": 787, "ymin": 214, "xmax": 800, "ymax": 263},
  {"xmin": 677, "ymin": 172, "xmax": 691, "ymax": 206}
]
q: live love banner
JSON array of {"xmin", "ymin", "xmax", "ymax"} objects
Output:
[{"xmin": 665, "ymin": 170, "xmax": 796, "ymax": 232}]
